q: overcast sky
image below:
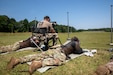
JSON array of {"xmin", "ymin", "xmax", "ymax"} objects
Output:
[{"xmin": 0, "ymin": 0, "xmax": 113, "ymax": 29}]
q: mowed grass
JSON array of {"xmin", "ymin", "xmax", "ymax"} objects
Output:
[{"xmin": 0, "ymin": 32, "xmax": 112, "ymax": 75}]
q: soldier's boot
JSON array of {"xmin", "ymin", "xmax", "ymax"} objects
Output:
[
  {"xmin": 29, "ymin": 61, "xmax": 42, "ymax": 75},
  {"xmin": 7, "ymin": 57, "xmax": 20, "ymax": 70},
  {"xmin": 95, "ymin": 65, "xmax": 110, "ymax": 75}
]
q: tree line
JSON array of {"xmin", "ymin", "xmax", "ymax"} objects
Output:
[
  {"xmin": 77, "ymin": 28, "xmax": 111, "ymax": 32},
  {"xmin": 0, "ymin": 15, "xmax": 111, "ymax": 33},
  {"xmin": 0, "ymin": 15, "xmax": 76, "ymax": 33}
]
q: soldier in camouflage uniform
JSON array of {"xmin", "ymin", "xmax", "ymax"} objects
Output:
[
  {"xmin": 0, "ymin": 36, "xmax": 39, "ymax": 54},
  {"xmin": 37, "ymin": 16, "xmax": 56, "ymax": 33},
  {"xmin": 94, "ymin": 55, "xmax": 113, "ymax": 75},
  {"xmin": 6, "ymin": 36, "xmax": 83, "ymax": 75},
  {"xmin": 36, "ymin": 16, "xmax": 58, "ymax": 50},
  {"xmin": 7, "ymin": 48, "xmax": 66, "ymax": 74},
  {"xmin": 0, "ymin": 16, "xmax": 58, "ymax": 53}
]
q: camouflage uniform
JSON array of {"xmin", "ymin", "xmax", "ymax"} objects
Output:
[
  {"xmin": 37, "ymin": 20, "xmax": 54, "ymax": 32},
  {"xmin": 0, "ymin": 42, "xmax": 20, "ymax": 53},
  {"xmin": 37, "ymin": 20, "xmax": 58, "ymax": 41},
  {"xmin": 19, "ymin": 48, "xmax": 66, "ymax": 66},
  {"xmin": 33, "ymin": 33, "xmax": 58, "ymax": 45},
  {"xmin": 46, "ymin": 33, "xmax": 58, "ymax": 39},
  {"xmin": 0, "ymin": 36, "xmax": 38, "ymax": 53},
  {"xmin": 106, "ymin": 62, "xmax": 113, "ymax": 72}
]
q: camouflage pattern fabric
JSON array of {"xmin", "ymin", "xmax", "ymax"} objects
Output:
[
  {"xmin": 32, "ymin": 33, "xmax": 45, "ymax": 41},
  {"xmin": 46, "ymin": 33, "xmax": 58, "ymax": 39},
  {"xmin": 33, "ymin": 33, "xmax": 58, "ymax": 41},
  {"xmin": 19, "ymin": 48, "xmax": 66, "ymax": 66},
  {"xmin": 0, "ymin": 42, "xmax": 20, "ymax": 53},
  {"xmin": 106, "ymin": 62, "xmax": 113, "ymax": 71},
  {"xmin": 33, "ymin": 33, "xmax": 58, "ymax": 47}
]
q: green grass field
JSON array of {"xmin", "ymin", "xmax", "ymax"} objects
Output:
[{"xmin": 0, "ymin": 32, "xmax": 112, "ymax": 75}]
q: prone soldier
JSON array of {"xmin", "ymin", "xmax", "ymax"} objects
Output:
[
  {"xmin": 93, "ymin": 55, "xmax": 113, "ymax": 75},
  {"xmin": 0, "ymin": 36, "xmax": 39, "ymax": 54},
  {"xmin": 6, "ymin": 36, "xmax": 83, "ymax": 75},
  {"xmin": 0, "ymin": 16, "xmax": 58, "ymax": 54}
]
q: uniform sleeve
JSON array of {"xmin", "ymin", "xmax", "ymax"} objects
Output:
[
  {"xmin": 49, "ymin": 23, "xmax": 56, "ymax": 33},
  {"xmin": 49, "ymin": 23, "xmax": 54, "ymax": 30}
]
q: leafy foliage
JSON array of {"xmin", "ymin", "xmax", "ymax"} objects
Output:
[
  {"xmin": 0, "ymin": 15, "xmax": 77, "ymax": 33},
  {"xmin": 0, "ymin": 15, "xmax": 111, "ymax": 33}
]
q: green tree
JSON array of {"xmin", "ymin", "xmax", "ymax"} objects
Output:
[
  {"xmin": 0, "ymin": 15, "xmax": 77, "ymax": 33},
  {"xmin": 23, "ymin": 19, "xmax": 29, "ymax": 32},
  {"xmin": 9, "ymin": 18, "xmax": 16, "ymax": 32},
  {"xmin": 0, "ymin": 15, "xmax": 10, "ymax": 32},
  {"xmin": 29, "ymin": 20, "xmax": 38, "ymax": 32}
]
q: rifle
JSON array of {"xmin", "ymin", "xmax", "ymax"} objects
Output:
[{"xmin": 30, "ymin": 38, "xmax": 43, "ymax": 52}]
